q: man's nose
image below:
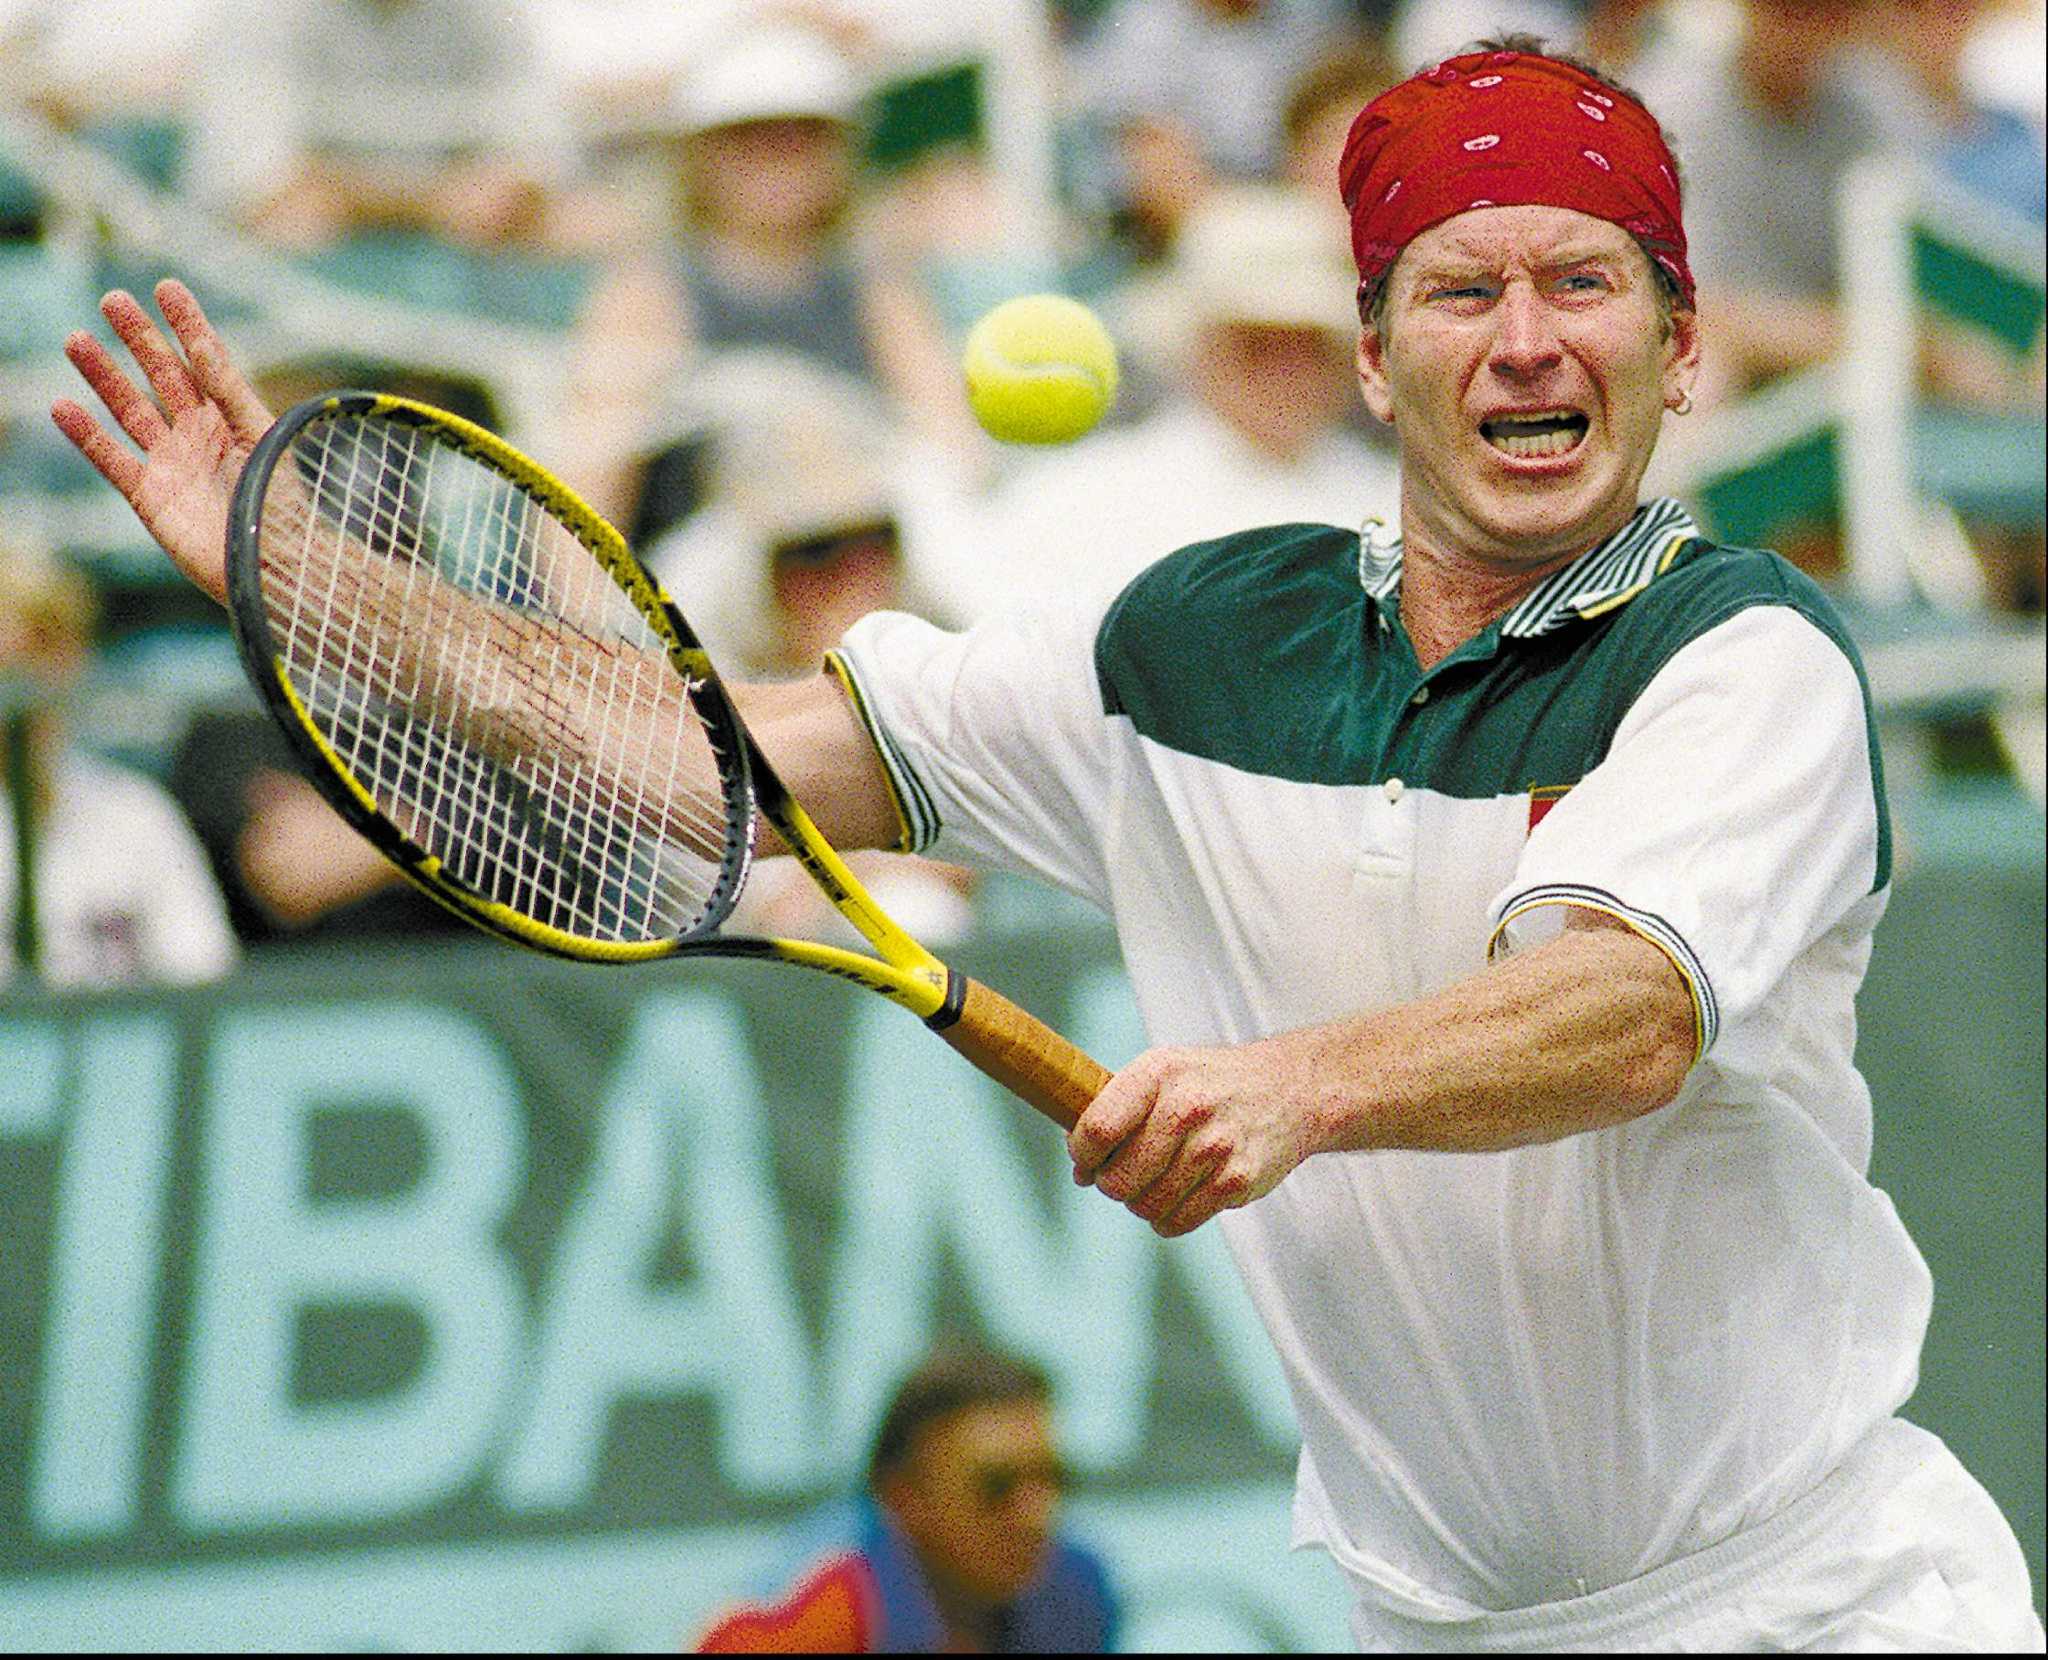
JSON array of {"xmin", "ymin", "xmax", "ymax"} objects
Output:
[{"xmin": 1488, "ymin": 281, "xmax": 1563, "ymax": 379}]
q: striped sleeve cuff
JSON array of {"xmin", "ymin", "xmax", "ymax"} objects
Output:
[
  {"xmin": 1487, "ymin": 882, "xmax": 1717, "ymax": 1061},
  {"xmin": 822, "ymin": 648, "xmax": 942, "ymax": 855}
]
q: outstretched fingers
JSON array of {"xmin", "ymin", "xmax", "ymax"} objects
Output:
[
  {"xmin": 61, "ymin": 320, "xmax": 167, "ymax": 454},
  {"xmin": 49, "ymin": 394, "xmax": 143, "ymax": 498},
  {"xmin": 156, "ymin": 279, "xmax": 273, "ymax": 441},
  {"xmin": 100, "ymin": 288, "xmax": 205, "ymax": 424},
  {"xmin": 53, "ymin": 280, "xmax": 274, "ymax": 533}
]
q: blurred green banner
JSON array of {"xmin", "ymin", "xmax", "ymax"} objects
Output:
[
  {"xmin": 0, "ymin": 833, "xmax": 2040, "ymax": 1648},
  {"xmin": 0, "ymin": 927, "xmax": 1347, "ymax": 1651}
]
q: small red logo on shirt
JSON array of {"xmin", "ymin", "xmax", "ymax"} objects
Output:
[{"xmin": 1528, "ymin": 785, "xmax": 1571, "ymax": 831}]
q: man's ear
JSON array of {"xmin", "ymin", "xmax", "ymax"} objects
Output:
[
  {"xmin": 1357, "ymin": 326, "xmax": 1396, "ymax": 426},
  {"xmin": 1663, "ymin": 303, "xmax": 1703, "ymax": 412}
]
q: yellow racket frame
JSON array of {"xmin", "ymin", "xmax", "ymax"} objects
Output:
[{"xmin": 227, "ymin": 392, "xmax": 1109, "ymax": 1127}]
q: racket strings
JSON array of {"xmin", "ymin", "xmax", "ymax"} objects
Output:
[{"xmin": 257, "ymin": 410, "xmax": 741, "ymax": 944}]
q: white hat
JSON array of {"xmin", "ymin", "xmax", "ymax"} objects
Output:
[
  {"xmin": 1171, "ymin": 184, "xmax": 1362, "ymax": 338},
  {"xmin": 671, "ymin": 19, "xmax": 866, "ymax": 134}
]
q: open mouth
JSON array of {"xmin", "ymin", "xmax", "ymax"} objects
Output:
[{"xmin": 1480, "ymin": 410, "xmax": 1589, "ymax": 459}]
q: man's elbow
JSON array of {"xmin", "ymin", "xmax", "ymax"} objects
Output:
[
  {"xmin": 1557, "ymin": 915, "xmax": 1701, "ymax": 1124},
  {"xmin": 1613, "ymin": 988, "xmax": 1698, "ymax": 1120}
]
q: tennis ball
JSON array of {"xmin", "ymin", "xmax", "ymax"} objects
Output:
[{"xmin": 963, "ymin": 294, "xmax": 1119, "ymax": 446}]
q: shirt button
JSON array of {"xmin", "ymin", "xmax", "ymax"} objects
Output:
[
  {"xmin": 1384, "ymin": 778, "xmax": 1405, "ymax": 802},
  {"xmin": 1410, "ymin": 686, "xmax": 1430, "ymax": 706}
]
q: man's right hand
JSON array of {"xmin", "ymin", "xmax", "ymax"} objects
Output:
[{"xmin": 50, "ymin": 280, "xmax": 276, "ymax": 607}]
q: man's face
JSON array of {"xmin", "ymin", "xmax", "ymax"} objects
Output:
[
  {"xmin": 877, "ymin": 1399, "xmax": 1063, "ymax": 1607},
  {"xmin": 1357, "ymin": 205, "xmax": 1698, "ymax": 569},
  {"xmin": 689, "ymin": 118, "xmax": 851, "ymax": 234}
]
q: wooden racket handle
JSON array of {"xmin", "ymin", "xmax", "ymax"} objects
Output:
[{"xmin": 934, "ymin": 975, "xmax": 1112, "ymax": 1133}]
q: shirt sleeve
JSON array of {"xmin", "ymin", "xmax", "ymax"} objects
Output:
[
  {"xmin": 1487, "ymin": 604, "xmax": 1883, "ymax": 1059},
  {"xmin": 828, "ymin": 591, "xmax": 1122, "ymax": 913}
]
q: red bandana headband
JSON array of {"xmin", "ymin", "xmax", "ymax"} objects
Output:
[{"xmin": 1337, "ymin": 49, "xmax": 1692, "ymax": 318}]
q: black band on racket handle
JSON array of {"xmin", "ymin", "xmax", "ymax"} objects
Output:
[{"xmin": 923, "ymin": 967, "xmax": 970, "ymax": 1032}]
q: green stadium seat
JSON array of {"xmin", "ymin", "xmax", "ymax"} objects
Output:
[
  {"xmin": 1690, "ymin": 405, "xmax": 2046, "ymax": 548},
  {"xmin": 1913, "ymin": 223, "xmax": 2046, "ymax": 357},
  {"xmin": 296, "ymin": 232, "xmax": 595, "ymax": 333},
  {"xmin": 1682, "ymin": 162, "xmax": 2045, "ymax": 566}
]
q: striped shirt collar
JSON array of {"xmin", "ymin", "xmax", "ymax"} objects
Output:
[{"xmin": 1357, "ymin": 498, "xmax": 1701, "ymax": 638}]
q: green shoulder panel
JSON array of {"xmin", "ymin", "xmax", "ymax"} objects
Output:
[
  {"xmin": 1092, "ymin": 528, "xmax": 1890, "ymax": 893},
  {"xmin": 1093, "ymin": 522, "xmax": 1390, "ymax": 783}
]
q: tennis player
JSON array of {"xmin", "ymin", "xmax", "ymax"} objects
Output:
[{"xmin": 52, "ymin": 41, "xmax": 2042, "ymax": 1654}]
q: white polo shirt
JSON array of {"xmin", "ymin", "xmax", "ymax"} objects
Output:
[{"xmin": 830, "ymin": 499, "xmax": 1932, "ymax": 1616}]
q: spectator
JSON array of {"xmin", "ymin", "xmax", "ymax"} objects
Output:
[
  {"xmin": 1281, "ymin": 33, "xmax": 1401, "ymax": 197},
  {"xmin": 971, "ymin": 183, "xmax": 1400, "ymax": 611},
  {"xmin": 1630, "ymin": 0, "xmax": 1903, "ymax": 406},
  {"xmin": 640, "ymin": 356, "xmax": 972, "ymax": 679},
  {"xmin": 165, "ymin": 707, "xmax": 469, "ymax": 947},
  {"xmin": 0, "ymin": 540, "xmax": 236, "ymax": 987},
  {"xmin": 0, "ymin": 0, "xmax": 210, "ymax": 132},
  {"xmin": 642, "ymin": 352, "xmax": 979, "ymax": 946},
  {"xmin": 1069, "ymin": 0, "xmax": 1357, "ymax": 260},
  {"xmin": 694, "ymin": 1342, "xmax": 1117, "ymax": 1654},
  {"xmin": 179, "ymin": 0, "xmax": 572, "ymax": 255},
  {"xmin": 564, "ymin": 13, "xmax": 980, "ymax": 531},
  {"xmin": 529, "ymin": 0, "xmax": 741, "ymax": 140},
  {"xmin": 1880, "ymin": 0, "xmax": 2045, "ymax": 223}
]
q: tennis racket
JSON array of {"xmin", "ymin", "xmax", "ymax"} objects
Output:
[{"xmin": 224, "ymin": 390, "xmax": 1110, "ymax": 1131}]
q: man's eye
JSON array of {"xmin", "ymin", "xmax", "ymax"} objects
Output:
[
  {"xmin": 1557, "ymin": 272, "xmax": 1610, "ymax": 292},
  {"xmin": 1432, "ymin": 284, "xmax": 1496, "ymax": 302}
]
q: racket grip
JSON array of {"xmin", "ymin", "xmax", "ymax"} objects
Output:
[{"xmin": 935, "ymin": 975, "xmax": 1112, "ymax": 1133}]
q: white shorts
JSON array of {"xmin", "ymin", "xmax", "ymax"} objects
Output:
[{"xmin": 1342, "ymin": 1419, "xmax": 2045, "ymax": 1654}]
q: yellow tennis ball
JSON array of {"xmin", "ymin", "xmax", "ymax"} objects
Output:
[{"xmin": 963, "ymin": 294, "xmax": 1119, "ymax": 446}]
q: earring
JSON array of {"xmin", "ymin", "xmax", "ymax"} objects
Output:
[{"xmin": 1670, "ymin": 389, "xmax": 1693, "ymax": 416}]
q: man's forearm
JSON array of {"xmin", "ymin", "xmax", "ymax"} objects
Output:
[
  {"xmin": 1289, "ymin": 918, "xmax": 1698, "ymax": 1155},
  {"xmin": 730, "ymin": 670, "xmax": 905, "ymax": 857},
  {"xmin": 1068, "ymin": 913, "xmax": 1701, "ymax": 1234}
]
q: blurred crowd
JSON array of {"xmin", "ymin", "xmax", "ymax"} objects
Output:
[{"xmin": 0, "ymin": 0, "xmax": 2042, "ymax": 987}]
